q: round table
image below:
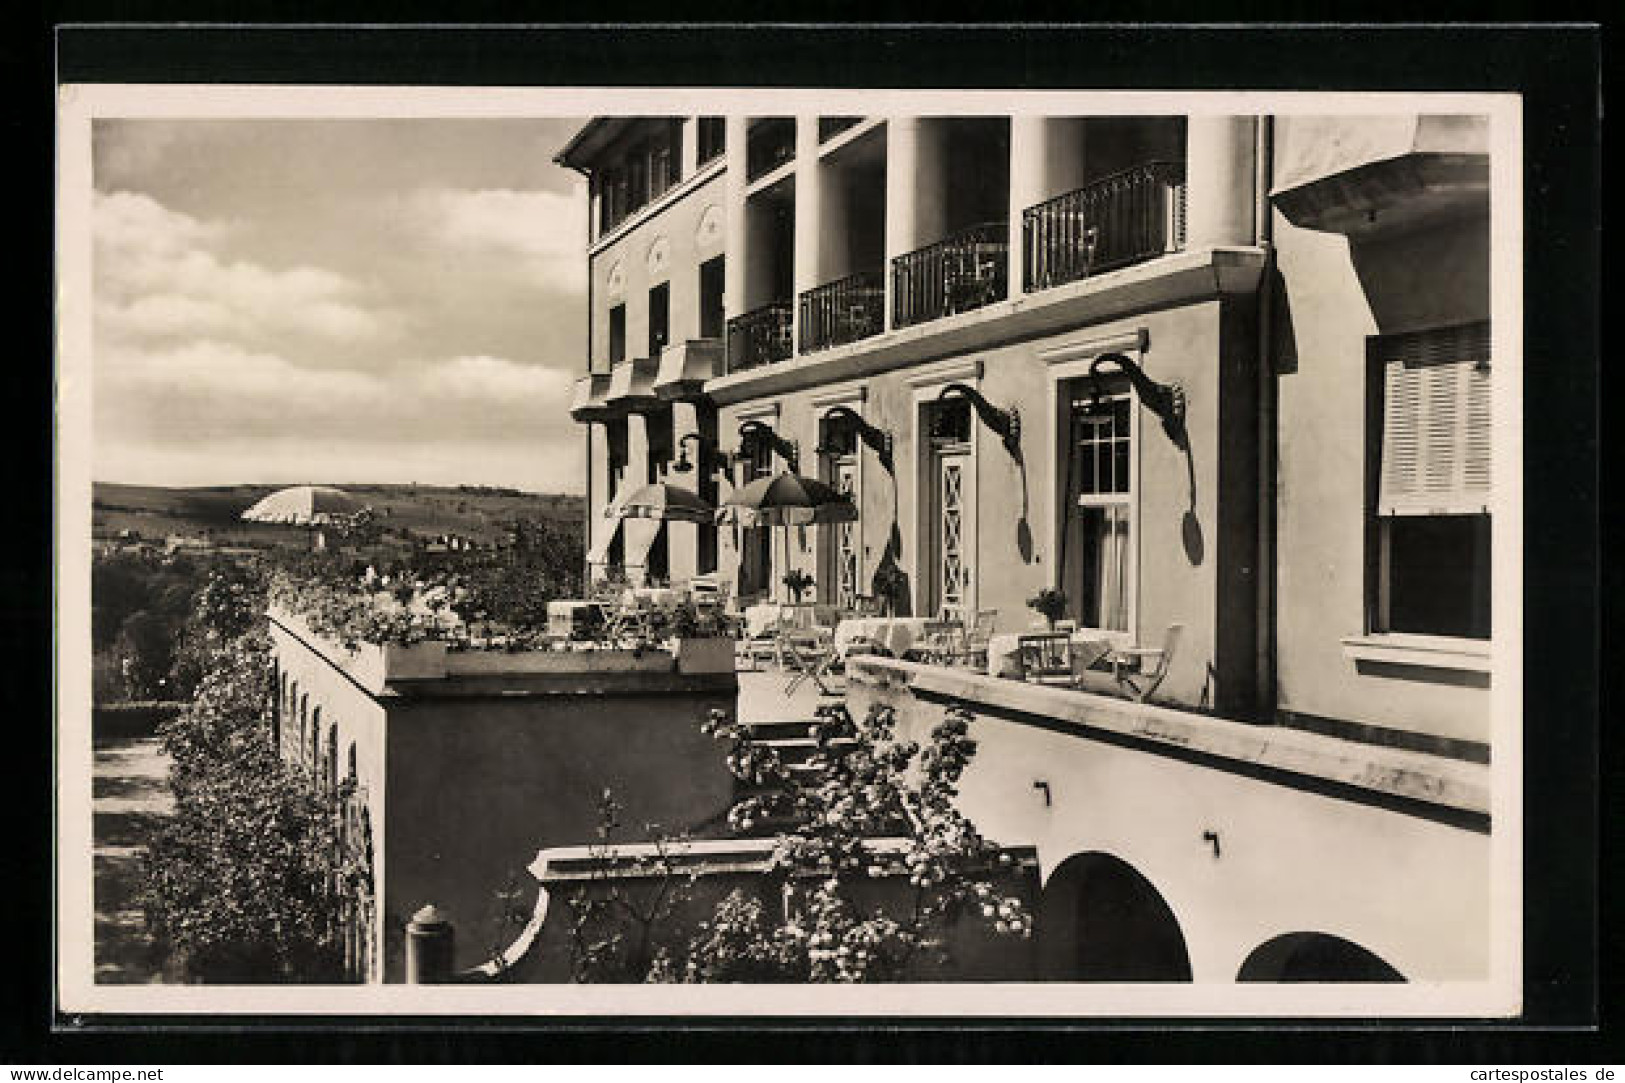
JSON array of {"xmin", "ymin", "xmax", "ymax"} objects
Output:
[{"xmin": 834, "ymin": 617, "xmax": 937, "ymax": 659}]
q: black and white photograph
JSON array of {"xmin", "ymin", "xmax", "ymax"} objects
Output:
[{"xmin": 55, "ymin": 72, "xmax": 1532, "ymax": 1020}]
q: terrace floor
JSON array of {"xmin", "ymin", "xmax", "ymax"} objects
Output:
[{"xmin": 734, "ymin": 664, "xmax": 848, "ymax": 725}]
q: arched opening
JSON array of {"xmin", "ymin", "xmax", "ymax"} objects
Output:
[
  {"xmin": 1236, "ymin": 932, "xmax": 1405, "ymax": 983},
  {"xmin": 1036, "ymin": 851, "xmax": 1192, "ymax": 981}
]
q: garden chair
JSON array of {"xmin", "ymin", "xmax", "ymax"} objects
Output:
[
  {"xmin": 950, "ymin": 608, "xmax": 998, "ymax": 669},
  {"xmin": 1104, "ymin": 623, "xmax": 1183, "ymax": 702}
]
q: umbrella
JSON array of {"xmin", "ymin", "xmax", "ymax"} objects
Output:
[
  {"xmin": 241, "ymin": 484, "xmax": 366, "ymax": 525},
  {"xmin": 604, "ymin": 482, "xmax": 716, "ymax": 524},
  {"xmin": 716, "ymin": 472, "xmax": 858, "ymax": 527},
  {"xmin": 718, "ymin": 472, "xmax": 858, "ymax": 603}
]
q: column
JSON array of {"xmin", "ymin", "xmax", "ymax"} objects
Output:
[
  {"xmin": 680, "ymin": 117, "xmax": 699, "ymax": 178},
  {"xmin": 883, "ymin": 118, "xmax": 919, "ymax": 331},
  {"xmin": 1007, "ymin": 117, "xmax": 1048, "ymax": 300},
  {"xmin": 792, "ymin": 115, "xmax": 824, "ymax": 353},
  {"xmin": 1009, "ymin": 117, "xmax": 1088, "ymax": 298},
  {"xmin": 668, "ymin": 400, "xmax": 702, "ymax": 581},
  {"xmin": 588, "ymin": 423, "xmax": 610, "ymax": 583},
  {"xmin": 624, "ymin": 412, "xmax": 654, "ymax": 586},
  {"xmin": 1185, "ymin": 115, "xmax": 1258, "ymax": 249},
  {"xmin": 723, "ymin": 116, "xmax": 750, "ymax": 324}
]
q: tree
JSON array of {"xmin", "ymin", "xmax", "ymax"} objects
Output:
[
  {"xmin": 144, "ymin": 629, "xmax": 360, "ymax": 982},
  {"xmin": 566, "ymin": 701, "xmax": 1033, "ymax": 983}
]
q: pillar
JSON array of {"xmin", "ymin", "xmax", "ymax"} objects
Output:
[
  {"xmin": 1009, "ymin": 118, "xmax": 1089, "ymax": 297},
  {"xmin": 624, "ymin": 411, "xmax": 655, "ymax": 586},
  {"xmin": 680, "ymin": 116, "xmax": 699, "ymax": 178},
  {"xmin": 1184, "ymin": 115, "xmax": 1258, "ymax": 249},
  {"xmin": 588, "ymin": 423, "xmax": 610, "ymax": 582},
  {"xmin": 668, "ymin": 400, "xmax": 702, "ymax": 581},
  {"xmin": 791, "ymin": 114, "xmax": 824, "ymax": 352},
  {"xmin": 884, "ymin": 117, "xmax": 947, "ymax": 330},
  {"xmin": 723, "ymin": 116, "xmax": 750, "ymax": 323},
  {"xmin": 405, "ymin": 905, "xmax": 454, "ymax": 984}
]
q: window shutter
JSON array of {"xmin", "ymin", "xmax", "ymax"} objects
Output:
[{"xmin": 1375, "ymin": 322, "xmax": 1491, "ymax": 516}]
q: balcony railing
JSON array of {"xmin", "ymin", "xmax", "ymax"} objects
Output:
[
  {"xmin": 746, "ymin": 119, "xmax": 796, "ymax": 182},
  {"xmin": 1022, "ymin": 161, "xmax": 1188, "ymax": 293},
  {"xmin": 891, "ymin": 221, "xmax": 1009, "ymax": 330},
  {"xmin": 725, "ymin": 302, "xmax": 795, "ymax": 374},
  {"xmin": 798, "ymin": 269, "xmax": 885, "ymax": 353}
]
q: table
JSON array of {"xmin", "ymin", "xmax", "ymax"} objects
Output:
[
  {"xmin": 742, "ymin": 602, "xmax": 839, "ymax": 640},
  {"xmin": 834, "ymin": 617, "xmax": 936, "ymax": 660},
  {"xmin": 621, "ymin": 586, "xmax": 682, "ymax": 609},
  {"xmin": 546, "ymin": 600, "xmax": 605, "ymax": 639},
  {"xmin": 987, "ymin": 631, "xmax": 1115, "ymax": 680}
]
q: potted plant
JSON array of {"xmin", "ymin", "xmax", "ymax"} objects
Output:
[
  {"xmin": 871, "ymin": 561, "xmax": 908, "ymax": 617},
  {"xmin": 1026, "ymin": 588, "xmax": 1068, "ymax": 630},
  {"xmin": 669, "ymin": 600, "xmax": 735, "ymax": 674},
  {"xmin": 782, "ymin": 568, "xmax": 815, "ymax": 605}
]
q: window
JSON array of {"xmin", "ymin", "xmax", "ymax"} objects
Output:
[
  {"xmin": 697, "ymin": 117, "xmax": 726, "ymax": 165},
  {"xmin": 1370, "ymin": 321, "xmax": 1492, "ymax": 639},
  {"xmin": 648, "ymin": 282, "xmax": 670, "ymax": 356},
  {"xmin": 606, "ymin": 418, "xmax": 628, "ymax": 501},
  {"xmin": 699, "ymin": 256, "xmax": 725, "ymax": 339},
  {"xmin": 598, "ymin": 167, "xmax": 629, "ymax": 234},
  {"xmin": 608, "ymin": 304, "xmax": 626, "ymax": 366},
  {"xmin": 1062, "ymin": 389, "xmax": 1132, "ymax": 632}
]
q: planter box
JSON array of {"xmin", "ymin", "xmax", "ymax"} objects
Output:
[{"xmin": 676, "ymin": 637, "xmax": 737, "ymax": 675}]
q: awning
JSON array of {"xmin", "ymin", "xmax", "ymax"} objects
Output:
[{"xmin": 585, "ymin": 518, "xmax": 622, "ymax": 565}]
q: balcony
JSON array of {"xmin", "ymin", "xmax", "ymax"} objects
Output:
[
  {"xmin": 798, "ymin": 269, "xmax": 884, "ymax": 353},
  {"xmin": 725, "ymin": 302, "xmax": 794, "ymax": 374},
  {"xmin": 1022, "ymin": 161, "xmax": 1187, "ymax": 293},
  {"xmin": 891, "ymin": 222, "xmax": 1009, "ymax": 330},
  {"xmin": 746, "ymin": 119, "xmax": 796, "ymax": 183}
]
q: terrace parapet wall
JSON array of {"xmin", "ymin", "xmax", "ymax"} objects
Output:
[{"xmin": 267, "ymin": 606, "xmax": 737, "ymax": 698}]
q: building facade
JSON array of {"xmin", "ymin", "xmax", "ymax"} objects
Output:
[{"xmin": 559, "ymin": 109, "xmax": 1501, "ymax": 983}]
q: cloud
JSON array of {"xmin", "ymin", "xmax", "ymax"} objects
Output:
[
  {"xmin": 94, "ymin": 190, "xmax": 391, "ymax": 351},
  {"xmin": 394, "ymin": 186, "xmax": 587, "ymax": 282}
]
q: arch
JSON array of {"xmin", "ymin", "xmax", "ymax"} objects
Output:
[
  {"xmin": 346, "ymin": 742, "xmax": 358, "ymax": 784},
  {"xmin": 1035, "ymin": 852, "xmax": 1193, "ymax": 981},
  {"xmin": 1236, "ymin": 932, "xmax": 1405, "ymax": 983},
  {"xmin": 310, "ymin": 707, "xmax": 323, "ymax": 777},
  {"xmin": 297, "ymin": 691, "xmax": 308, "ymax": 762}
]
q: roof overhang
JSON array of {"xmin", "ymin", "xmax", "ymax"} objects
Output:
[{"xmin": 553, "ymin": 117, "xmax": 637, "ymax": 173}]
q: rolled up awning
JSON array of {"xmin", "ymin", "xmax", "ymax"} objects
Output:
[
  {"xmin": 585, "ymin": 518, "xmax": 623, "ymax": 564},
  {"xmin": 622, "ymin": 519, "xmax": 664, "ymax": 569}
]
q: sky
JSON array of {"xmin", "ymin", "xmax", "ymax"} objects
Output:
[{"xmin": 92, "ymin": 118, "xmax": 590, "ymax": 494}]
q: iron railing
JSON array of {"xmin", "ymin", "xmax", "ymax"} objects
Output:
[
  {"xmin": 746, "ymin": 119, "xmax": 796, "ymax": 182},
  {"xmin": 725, "ymin": 301, "xmax": 795, "ymax": 374},
  {"xmin": 891, "ymin": 221, "xmax": 1009, "ymax": 330},
  {"xmin": 798, "ymin": 269, "xmax": 885, "ymax": 353},
  {"xmin": 1022, "ymin": 161, "xmax": 1187, "ymax": 293}
]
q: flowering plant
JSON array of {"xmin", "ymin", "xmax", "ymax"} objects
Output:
[
  {"xmin": 1026, "ymin": 587, "xmax": 1068, "ymax": 627},
  {"xmin": 781, "ymin": 568, "xmax": 815, "ymax": 604}
]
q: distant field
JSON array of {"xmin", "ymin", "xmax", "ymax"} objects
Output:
[{"xmin": 93, "ymin": 482, "xmax": 584, "ymax": 549}]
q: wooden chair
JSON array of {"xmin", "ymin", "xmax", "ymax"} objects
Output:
[
  {"xmin": 1105, "ymin": 623, "xmax": 1183, "ymax": 702},
  {"xmin": 950, "ymin": 608, "xmax": 998, "ymax": 669}
]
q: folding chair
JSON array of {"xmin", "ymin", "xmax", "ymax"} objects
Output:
[
  {"xmin": 782, "ymin": 621, "xmax": 839, "ymax": 696},
  {"xmin": 950, "ymin": 608, "xmax": 998, "ymax": 669},
  {"xmin": 1105, "ymin": 624, "xmax": 1183, "ymax": 702}
]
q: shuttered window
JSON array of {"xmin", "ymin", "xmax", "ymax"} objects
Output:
[
  {"xmin": 1370, "ymin": 321, "xmax": 1492, "ymax": 639},
  {"xmin": 1375, "ymin": 321, "xmax": 1491, "ymax": 516}
]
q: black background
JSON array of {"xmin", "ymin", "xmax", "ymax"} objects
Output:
[{"xmin": 8, "ymin": 15, "xmax": 1607, "ymax": 1065}]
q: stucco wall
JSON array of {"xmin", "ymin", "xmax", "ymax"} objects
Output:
[
  {"xmin": 849, "ymin": 671, "xmax": 1490, "ymax": 982},
  {"xmin": 269, "ymin": 621, "xmax": 389, "ymax": 983},
  {"xmin": 715, "ymin": 295, "xmax": 1256, "ymax": 716},
  {"xmin": 1271, "ymin": 208, "xmax": 1491, "ymax": 743},
  {"xmin": 589, "ymin": 168, "xmax": 727, "ymax": 370},
  {"xmin": 381, "ymin": 684, "xmax": 737, "ymax": 979}
]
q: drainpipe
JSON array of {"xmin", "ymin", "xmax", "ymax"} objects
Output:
[{"xmin": 1253, "ymin": 115, "xmax": 1278, "ymax": 722}]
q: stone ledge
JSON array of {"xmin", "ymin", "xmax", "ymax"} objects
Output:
[{"xmin": 847, "ymin": 656, "xmax": 1490, "ymax": 819}]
